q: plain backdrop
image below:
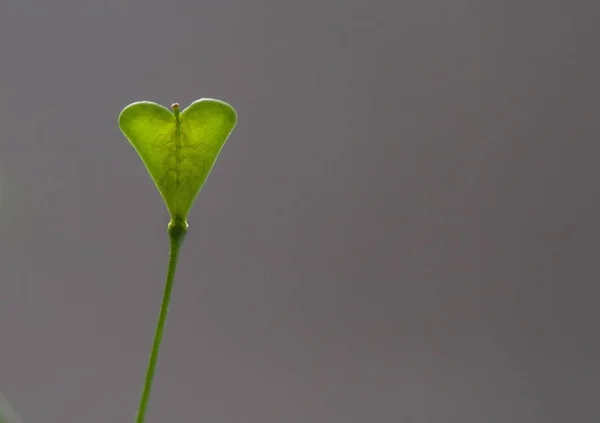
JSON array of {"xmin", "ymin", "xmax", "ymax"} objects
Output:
[{"xmin": 0, "ymin": 0, "xmax": 599, "ymax": 422}]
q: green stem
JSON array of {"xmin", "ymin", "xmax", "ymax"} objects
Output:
[{"xmin": 135, "ymin": 219, "xmax": 188, "ymax": 423}]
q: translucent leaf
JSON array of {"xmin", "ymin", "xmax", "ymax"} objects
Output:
[{"xmin": 118, "ymin": 99, "xmax": 237, "ymax": 222}]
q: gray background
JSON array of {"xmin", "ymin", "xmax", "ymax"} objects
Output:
[{"xmin": 0, "ymin": 0, "xmax": 598, "ymax": 422}]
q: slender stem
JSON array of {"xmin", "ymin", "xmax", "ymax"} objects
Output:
[{"xmin": 135, "ymin": 219, "xmax": 188, "ymax": 423}]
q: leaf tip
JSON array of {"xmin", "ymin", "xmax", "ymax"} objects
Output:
[{"xmin": 171, "ymin": 102, "xmax": 181, "ymax": 118}]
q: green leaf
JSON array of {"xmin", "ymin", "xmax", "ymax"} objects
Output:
[{"xmin": 118, "ymin": 98, "xmax": 237, "ymax": 223}]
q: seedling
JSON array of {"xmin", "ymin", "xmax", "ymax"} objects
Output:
[{"xmin": 118, "ymin": 98, "xmax": 237, "ymax": 423}]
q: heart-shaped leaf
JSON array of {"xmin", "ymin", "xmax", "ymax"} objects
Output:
[{"xmin": 118, "ymin": 99, "xmax": 237, "ymax": 223}]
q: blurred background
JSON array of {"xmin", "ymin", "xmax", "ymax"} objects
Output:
[{"xmin": 0, "ymin": 0, "xmax": 599, "ymax": 422}]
